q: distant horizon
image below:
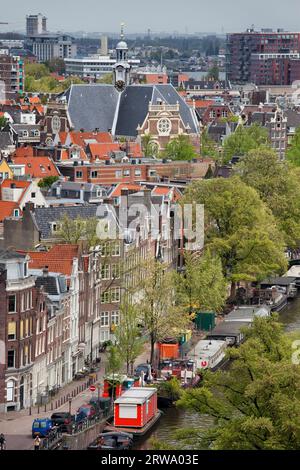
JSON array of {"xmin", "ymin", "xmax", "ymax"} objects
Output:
[{"xmin": 1, "ymin": 0, "xmax": 300, "ymax": 36}]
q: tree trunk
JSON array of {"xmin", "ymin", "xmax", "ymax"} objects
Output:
[
  {"xmin": 150, "ymin": 333, "xmax": 155, "ymax": 365},
  {"xmin": 230, "ymin": 281, "xmax": 236, "ymax": 302}
]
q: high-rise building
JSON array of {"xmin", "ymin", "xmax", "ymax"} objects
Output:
[
  {"xmin": 0, "ymin": 53, "xmax": 24, "ymax": 101},
  {"xmin": 26, "ymin": 13, "xmax": 47, "ymax": 37},
  {"xmin": 26, "ymin": 34, "xmax": 77, "ymax": 62},
  {"xmin": 99, "ymin": 35, "xmax": 108, "ymax": 56},
  {"xmin": 226, "ymin": 29, "xmax": 300, "ymax": 85}
]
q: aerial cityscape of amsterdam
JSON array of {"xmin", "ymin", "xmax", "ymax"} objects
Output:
[{"xmin": 1, "ymin": 0, "xmax": 300, "ymax": 462}]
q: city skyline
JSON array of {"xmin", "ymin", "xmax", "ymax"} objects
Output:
[{"xmin": 1, "ymin": 0, "xmax": 300, "ymax": 35}]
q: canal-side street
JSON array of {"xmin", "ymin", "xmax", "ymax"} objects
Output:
[{"xmin": 135, "ymin": 300, "xmax": 300, "ymax": 450}]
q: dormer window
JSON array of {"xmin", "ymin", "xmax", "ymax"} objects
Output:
[
  {"xmin": 51, "ymin": 222, "xmax": 58, "ymax": 233},
  {"xmin": 13, "ymin": 209, "xmax": 20, "ymax": 217}
]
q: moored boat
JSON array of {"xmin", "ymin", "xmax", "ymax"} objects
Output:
[
  {"xmin": 87, "ymin": 431, "xmax": 133, "ymax": 450},
  {"xmin": 103, "ymin": 387, "xmax": 162, "ymax": 437},
  {"xmin": 187, "ymin": 339, "xmax": 228, "ymax": 371}
]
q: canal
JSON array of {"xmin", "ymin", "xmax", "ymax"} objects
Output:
[{"xmin": 135, "ymin": 299, "xmax": 300, "ymax": 450}]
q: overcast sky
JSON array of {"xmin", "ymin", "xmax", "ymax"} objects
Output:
[{"xmin": 3, "ymin": 0, "xmax": 300, "ymax": 34}]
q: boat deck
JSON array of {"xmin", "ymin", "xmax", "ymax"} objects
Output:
[{"xmin": 104, "ymin": 410, "xmax": 162, "ymax": 437}]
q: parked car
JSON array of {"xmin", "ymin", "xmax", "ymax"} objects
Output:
[
  {"xmin": 134, "ymin": 363, "xmax": 150, "ymax": 377},
  {"xmin": 76, "ymin": 404, "xmax": 97, "ymax": 422},
  {"xmin": 32, "ymin": 418, "xmax": 53, "ymax": 438},
  {"xmin": 87, "ymin": 431, "xmax": 133, "ymax": 450},
  {"xmin": 50, "ymin": 412, "xmax": 75, "ymax": 433}
]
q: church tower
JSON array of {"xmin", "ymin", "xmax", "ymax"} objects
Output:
[{"xmin": 113, "ymin": 23, "xmax": 131, "ymax": 91}]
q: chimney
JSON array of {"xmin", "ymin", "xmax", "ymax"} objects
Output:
[{"xmin": 42, "ymin": 267, "xmax": 49, "ymax": 277}]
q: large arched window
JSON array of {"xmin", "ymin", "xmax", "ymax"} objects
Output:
[{"xmin": 7, "ymin": 380, "xmax": 15, "ymax": 402}]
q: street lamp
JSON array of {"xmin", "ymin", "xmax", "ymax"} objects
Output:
[{"xmin": 68, "ymin": 396, "xmax": 72, "ymax": 415}]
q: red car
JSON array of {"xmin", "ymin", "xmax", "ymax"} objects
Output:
[{"xmin": 76, "ymin": 404, "xmax": 97, "ymax": 422}]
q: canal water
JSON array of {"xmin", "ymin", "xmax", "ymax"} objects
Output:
[{"xmin": 135, "ymin": 299, "xmax": 300, "ymax": 450}]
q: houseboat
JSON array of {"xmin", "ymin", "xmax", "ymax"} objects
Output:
[
  {"xmin": 225, "ymin": 305, "xmax": 270, "ymax": 323},
  {"xmin": 206, "ymin": 321, "xmax": 250, "ymax": 346},
  {"xmin": 187, "ymin": 339, "xmax": 228, "ymax": 372},
  {"xmin": 104, "ymin": 387, "xmax": 162, "ymax": 437}
]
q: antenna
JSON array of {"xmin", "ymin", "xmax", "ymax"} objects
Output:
[{"xmin": 120, "ymin": 22, "xmax": 125, "ymax": 40}]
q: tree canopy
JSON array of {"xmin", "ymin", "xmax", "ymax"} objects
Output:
[
  {"xmin": 222, "ymin": 124, "xmax": 270, "ymax": 164},
  {"xmin": 236, "ymin": 147, "xmax": 300, "ymax": 248},
  {"xmin": 177, "ymin": 316, "xmax": 300, "ymax": 450},
  {"xmin": 162, "ymin": 135, "xmax": 197, "ymax": 161},
  {"xmin": 174, "ymin": 251, "xmax": 227, "ymax": 314},
  {"xmin": 137, "ymin": 259, "xmax": 191, "ymax": 363},
  {"xmin": 182, "ymin": 177, "xmax": 287, "ymax": 297},
  {"xmin": 286, "ymin": 127, "xmax": 300, "ymax": 166}
]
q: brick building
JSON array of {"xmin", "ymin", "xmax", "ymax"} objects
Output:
[
  {"xmin": 226, "ymin": 29, "xmax": 300, "ymax": 85},
  {"xmin": 0, "ymin": 250, "xmax": 47, "ymax": 412},
  {"xmin": 0, "ymin": 54, "xmax": 24, "ymax": 101}
]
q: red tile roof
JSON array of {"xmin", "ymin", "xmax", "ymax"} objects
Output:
[
  {"xmin": 11, "ymin": 156, "xmax": 60, "ymax": 178},
  {"xmin": 0, "ymin": 201, "xmax": 20, "ymax": 221},
  {"xmin": 0, "ymin": 179, "xmax": 31, "ymax": 203},
  {"xmin": 69, "ymin": 131, "xmax": 113, "ymax": 147},
  {"xmin": 23, "ymin": 244, "xmax": 79, "ymax": 276},
  {"xmin": 88, "ymin": 142, "xmax": 142, "ymax": 161},
  {"xmin": 13, "ymin": 146, "xmax": 34, "ymax": 158},
  {"xmin": 109, "ymin": 183, "xmax": 143, "ymax": 198}
]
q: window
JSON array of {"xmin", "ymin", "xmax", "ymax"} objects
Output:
[
  {"xmin": 31, "ymin": 192, "xmax": 36, "ymax": 198},
  {"xmin": 111, "ymin": 264, "xmax": 120, "ymax": 279},
  {"xmin": 115, "ymin": 170, "xmax": 122, "ymax": 178},
  {"xmin": 91, "ymin": 171, "xmax": 98, "ymax": 178},
  {"xmin": 8, "ymin": 295, "xmax": 16, "ymax": 313},
  {"xmin": 51, "ymin": 222, "xmax": 58, "ymax": 233},
  {"xmin": 123, "ymin": 169, "xmax": 130, "ymax": 176},
  {"xmin": 111, "ymin": 243, "xmax": 120, "ymax": 256},
  {"xmin": 14, "ymin": 209, "xmax": 20, "ymax": 217},
  {"xmin": 22, "ymin": 130, "xmax": 28, "ymax": 137},
  {"xmin": 148, "ymin": 169, "xmax": 157, "ymax": 177},
  {"xmin": 111, "ymin": 287, "xmax": 120, "ymax": 303},
  {"xmin": 101, "ymin": 290, "xmax": 110, "ymax": 303},
  {"xmin": 7, "ymin": 380, "xmax": 14, "ymax": 402},
  {"xmin": 111, "ymin": 310, "xmax": 120, "ymax": 325},
  {"xmin": 100, "ymin": 311, "xmax": 109, "ymax": 326},
  {"xmin": 8, "ymin": 322, "xmax": 16, "ymax": 340},
  {"xmin": 101, "ymin": 264, "xmax": 110, "ymax": 280},
  {"xmin": 76, "ymin": 171, "xmax": 83, "ymax": 178},
  {"xmin": 20, "ymin": 320, "xmax": 24, "ymax": 339},
  {"xmin": 135, "ymin": 169, "xmax": 141, "ymax": 176},
  {"xmin": 100, "ymin": 330, "xmax": 109, "ymax": 342},
  {"xmin": 7, "ymin": 350, "xmax": 15, "ymax": 368},
  {"xmin": 157, "ymin": 118, "xmax": 171, "ymax": 135}
]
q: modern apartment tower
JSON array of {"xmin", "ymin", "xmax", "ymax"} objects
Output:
[
  {"xmin": 226, "ymin": 28, "xmax": 300, "ymax": 85},
  {"xmin": 26, "ymin": 14, "xmax": 47, "ymax": 37}
]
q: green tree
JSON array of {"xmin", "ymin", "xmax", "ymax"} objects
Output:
[
  {"xmin": 114, "ymin": 302, "xmax": 145, "ymax": 374},
  {"xmin": 38, "ymin": 176, "xmax": 59, "ymax": 189},
  {"xmin": 177, "ymin": 316, "xmax": 300, "ymax": 450},
  {"xmin": 162, "ymin": 135, "xmax": 197, "ymax": 161},
  {"xmin": 45, "ymin": 58, "xmax": 65, "ymax": 74},
  {"xmin": 55, "ymin": 215, "xmax": 100, "ymax": 247},
  {"xmin": 236, "ymin": 147, "xmax": 300, "ymax": 248},
  {"xmin": 0, "ymin": 116, "xmax": 7, "ymax": 129},
  {"xmin": 174, "ymin": 251, "xmax": 227, "ymax": 315},
  {"xmin": 137, "ymin": 259, "xmax": 191, "ymax": 364},
  {"xmin": 182, "ymin": 177, "xmax": 287, "ymax": 299},
  {"xmin": 286, "ymin": 127, "xmax": 300, "ymax": 166},
  {"xmin": 141, "ymin": 134, "xmax": 158, "ymax": 157},
  {"xmin": 200, "ymin": 129, "xmax": 219, "ymax": 159},
  {"xmin": 206, "ymin": 62, "xmax": 219, "ymax": 81},
  {"xmin": 223, "ymin": 124, "xmax": 270, "ymax": 164},
  {"xmin": 96, "ymin": 73, "xmax": 113, "ymax": 84},
  {"xmin": 25, "ymin": 63, "xmax": 50, "ymax": 79}
]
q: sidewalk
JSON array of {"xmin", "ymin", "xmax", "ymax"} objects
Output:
[{"xmin": 0, "ymin": 345, "xmax": 152, "ymax": 450}]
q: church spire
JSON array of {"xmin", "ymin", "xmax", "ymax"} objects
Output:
[{"xmin": 120, "ymin": 22, "xmax": 125, "ymax": 41}]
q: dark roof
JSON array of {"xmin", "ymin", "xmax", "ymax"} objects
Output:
[
  {"xmin": 0, "ymin": 131, "xmax": 14, "ymax": 148},
  {"xmin": 66, "ymin": 84, "xmax": 119, "ymax": 133},
  {"xmin": 0, "ymin": 249, "xmax": 26, "ymax": 261},
  {"xmin": 260, "ymin": 276, "xmax": 297, "ymax": 287},
  {"xmin": 185, "ymin": 80, "xmax": 227, "ymax": 90},
  {"xmin": 32, "ymin": 205, "xmax": 98, "ymax": 239},
  {"xmin": 207, "ymin": 321, "xmax": 251, "ymax": 336},
  {"xmin": 35, "ymin": 276, "xmax": 60, "ymax": 295},
  {"xmin": 285, "ymin": 109, "xmax": 300, "ymax": 128},
  {"xmin": 115, "ymin": 86, "xmax": 153, "ymax": 136},
  {"xmin": 64, "ymin": 84, "xmax": 198, "ymax": 137}
]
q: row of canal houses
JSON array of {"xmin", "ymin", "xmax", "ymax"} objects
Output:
[{"xmin": 0, "ymin": 187, "xmax": 178, "ymax": 412}]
